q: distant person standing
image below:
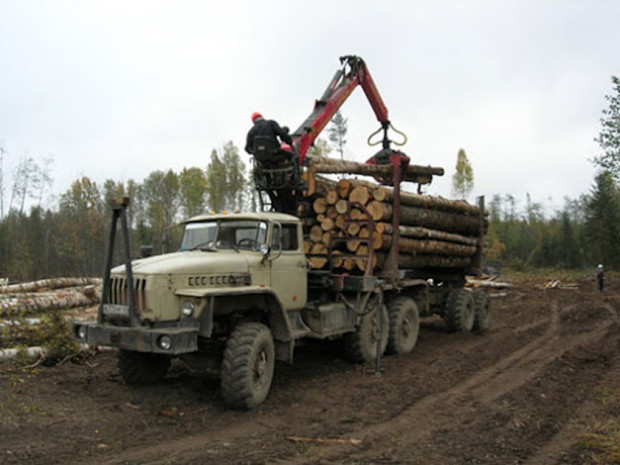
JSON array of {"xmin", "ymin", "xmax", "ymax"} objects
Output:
[{"xmin": 596, "ymin": 264, "xmax": 605, "ymax": 292}]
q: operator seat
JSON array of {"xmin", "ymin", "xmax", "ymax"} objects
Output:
[{"xmin": 252, "ymin": 136, "xmax": 279, "ymax": 165}]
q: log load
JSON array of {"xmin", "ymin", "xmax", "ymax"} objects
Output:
[{"xmin": 298, "ymin": 159, "xmax": 486, "ymax": 274}]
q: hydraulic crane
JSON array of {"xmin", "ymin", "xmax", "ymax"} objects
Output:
[
  {"xmin": 291, "ymin": 55, "xmax": 407, "ymax": 164},
  {"xmin": 253, "ymin": 55, "xmax": 409, "ymax": 213}
]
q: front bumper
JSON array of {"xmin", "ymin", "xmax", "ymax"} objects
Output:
[{"xmin": 73, "ymin": 321, "xmax": 199, "ymax": 355}]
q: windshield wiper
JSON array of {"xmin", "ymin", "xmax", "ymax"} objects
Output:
[{"xmin": 189, "ymin": 241, "xmax": 216, "ymax": 251}]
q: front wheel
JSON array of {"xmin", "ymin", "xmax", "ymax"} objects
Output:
[{"xmin": 221, "ymin": 322, "xmax": 275, "ymax": 410}]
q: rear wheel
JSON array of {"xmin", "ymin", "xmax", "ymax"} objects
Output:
[
  {"xmin": 386, "ymin": 296, "xmax": 420, "ymax": 355},
  {"xmin": 343, "ymin": 300, "xmax": 389, "ymax": 363},
  {"xmin": 221, "ymin": 322, "xmax": 275, "ymax": 410},
  {"xmin": 117, "ymin": 350, "xmax": 170, "ymax": 385},
  {"xmin": 444, "ymin": 288, "xmax": 475, "ymax": 333},
  {"xmin": 473, "ymin": 291, "xmax": 491, "ymax": 331}
]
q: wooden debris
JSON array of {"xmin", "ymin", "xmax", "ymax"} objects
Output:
[
  {"xmin": 287, "ymin": 436, "xmax": 362, "ymax": 446},
  {"xmin": 466, "ymin": 278, "xmax": 513, "ymax": 289}
]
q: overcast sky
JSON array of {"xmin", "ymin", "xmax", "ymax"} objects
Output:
[{"xmin": 1, "ymin": 0, "xmax": 619, "ymax": 213}]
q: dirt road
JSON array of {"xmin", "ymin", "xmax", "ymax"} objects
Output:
[{"xmin": 1, "ymin": 274, "xmax": 618, "ymax": 464}]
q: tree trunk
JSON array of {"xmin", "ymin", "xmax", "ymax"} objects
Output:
[
  {"xmin": 377, "ymin": 223, "xmax": 479, "ymax": 246},
  {"xmin": 320, "ymin": 217, "xmax": 335, "ymax": 232},
  {"xmin": 0, "ymin": 286, "xmax": 102, "ymax": 317},
  {"xmin": 348, "ymin": 185, "xmax": 371, "ymax": 205},
  {"xmin": 336, "ymin": 178, "xmax": 353, "ymax": 198},
  {"xmin": 377, "ymin": 235, "xmax": 477, "ymax": 256},
  {"xmin": 325, "ymin": 190, "xmax": 339, "ymax": 205},
  {"xmin": 310, "ymin": 157, "xmax": 444, "ymax": 183},
  {"xmin": 309, "ymin": 243, "xmax": 328, "ymax": 269},
  {"xmin": 312, "ymin": 197, "xmax": 328, "ymax": 215},
  {"xmin": 367, "ymin": 201, "xmax": 481, "ymax": 235},
  {"xmin": 308, "ymin": 224, "xmax": 323, "ymax": 242},
  {"xmin": 375, "ymin": 253, "xmax": 472, "ymax": 270},
  {"xmin": 0, "ymin": 277, "xmax": 102, "ymax": 294},
  {"xmin": 355, "ymin": 245, "xmax": 377, "ymax": 272},
  {"xmin": 335, "ymin": 199, "xmax": 349, "ymax": 215}
]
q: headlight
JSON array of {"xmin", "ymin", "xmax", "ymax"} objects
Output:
[
  {"xmin": 75, "ymin": 325, "xmax": 87, "ymax": 340},
  {"xmin": 181, "ymin": 300, "xmax": 196, "ymax": 317},
  {"xmin": 158, "ymin": 335, "xmax": 172, "ymax": 351}
]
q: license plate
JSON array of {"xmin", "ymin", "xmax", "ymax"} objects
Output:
[{"xmin": 103, "ymin": 304, "xmax": 130, "ymax": 317}]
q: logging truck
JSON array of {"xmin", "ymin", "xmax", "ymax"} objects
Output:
[{"xmin": 73, "ymin": 56, "xmax": 490, "ymax": 409}]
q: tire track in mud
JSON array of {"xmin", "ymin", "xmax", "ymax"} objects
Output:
[
  {"xmin": 93, "ymin": 413, "xmax": 288, "ymax": 465},
  {"xmin": 522, "ymin": 303, "xmax": 620, "ymax": 465},
  {"xmin": 280, "ymin": 300, "xmax": 618, "ymax": 465}
]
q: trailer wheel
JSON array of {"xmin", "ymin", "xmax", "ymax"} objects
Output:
[
  {"xmin": 117, "ymin": 350, "xmax": 170, "ymax": 385},
  {"xmin": 221, "ymin": 322, "xmax": 275, "ymax": 410},
  {"xmin": 343, "ymin": 303, "xmax": 389, "ymax": 363},
  {"xmin": 386, "ymin": 296, "xmax": 420, "ymax": 355},
  {"xmin": 444, "ymin": 288, "xmax": 475, "ymax": 333},
  {"xmin": 473, "ymin": 291, "xmax": 491, "ymax": 331}
]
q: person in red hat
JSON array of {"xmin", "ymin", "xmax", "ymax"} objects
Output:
[{"xmin": 245, "ymin": 112, "xmax": 293, "ymax": 163}]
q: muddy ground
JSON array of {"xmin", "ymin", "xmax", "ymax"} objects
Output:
[{"xmin": 1, "ymin": 273, "xmax": 619, "ymax": 465}]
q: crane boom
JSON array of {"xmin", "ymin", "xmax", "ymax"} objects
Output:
[{"xmin": 291, "ymin": 55, "xmax": 391, "ymax": 163}]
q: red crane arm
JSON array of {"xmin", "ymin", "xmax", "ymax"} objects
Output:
[{"xmin": 292, "ymin": 56, "xmax": 390, "ymax": 162}]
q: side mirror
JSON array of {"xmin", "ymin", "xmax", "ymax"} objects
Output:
[{"xmin": 140, "ymin": 245, "xmax": 154, "ymax": 258}]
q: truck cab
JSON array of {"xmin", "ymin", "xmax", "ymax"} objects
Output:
[{"xmin": 74, "ymin": 211, "xmax": 315, "ymax": 409}]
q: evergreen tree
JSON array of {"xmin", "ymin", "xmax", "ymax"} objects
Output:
[
  {"xmin": 585, "ymin": 170, "xmax": 620, "ymax": 267},
  {"xmin": 594, "ymin": 76, "xmax": 620, "ymax": 180}
]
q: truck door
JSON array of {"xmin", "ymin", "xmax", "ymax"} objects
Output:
[{"xmin": 270, "ymin": 223, "xmax": 307, "ymax": 310}]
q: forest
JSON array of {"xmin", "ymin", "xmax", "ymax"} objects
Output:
[{"xmin": 0, "ymin": 77, "xmax": 619, "ymax": 283}]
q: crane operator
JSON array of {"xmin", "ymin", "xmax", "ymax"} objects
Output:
[{"xmin": 245, "ymin": 112, "xmax": 294, "ymax": 164}]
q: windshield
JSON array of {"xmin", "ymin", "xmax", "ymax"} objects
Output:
[{"xmin": 180, "ymin": 219, "xmax": 267, "ymax": 251}]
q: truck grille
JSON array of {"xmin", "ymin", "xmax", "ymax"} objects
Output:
[{"xmin": 108, "ymin": 277, "xmax": 147, "ymax": 312}]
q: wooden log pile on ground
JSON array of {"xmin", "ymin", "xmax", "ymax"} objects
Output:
[
  {"xmin": 0, "ymin": 278, "xmax": 102, "ymax": 362},
  {"xmin": 0, "ymin": 277, "xmax": 102, "ymax": 317},
  {"xmin": 300, "ymin": 158, "xmax": 486, "ymax": 273}
]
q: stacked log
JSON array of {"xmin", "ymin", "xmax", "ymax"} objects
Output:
[{"xmin": 300, "ymin": 158, "xmax": 485, "ymax": 274}]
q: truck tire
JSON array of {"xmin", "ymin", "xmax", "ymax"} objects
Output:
[
  {"xmin": 221, "ymin": 322, "xmax": 275, "ymax": 410},
  {"xmin": 444, "ymin": 288, "xmax": 475, "ymax": 333},
  {"xmin": 343, "ymin": 303, "xmax": 389, "ymax": 363},
  {"xmin": 473, "ymin": 291, "xmax": 491, "ymax": 331},
  {"xmin": 117, "ymin": 350, "xmax": 170, "ymax": 385},
  {"xmin": 386, "ymin": 296, "xmax": 420, "ymax": 355}
]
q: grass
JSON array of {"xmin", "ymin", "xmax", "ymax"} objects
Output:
[
  {"xmin": 1, "ymin": 311, "xmax": 83, "ymax": 367},
  {"xmin": 576, "ymin": 420, "xmax": 620, "ymax": 464}
]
